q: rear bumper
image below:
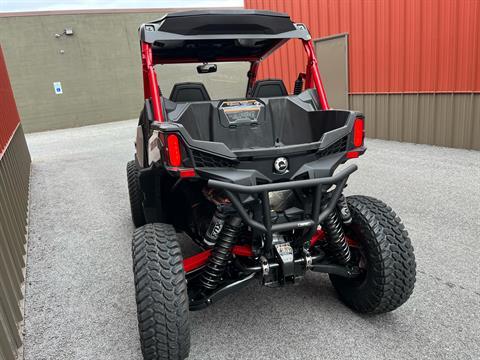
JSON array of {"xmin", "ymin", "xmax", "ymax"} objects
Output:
[{"xmin": 207, "ymin": 164, "xmax": 357, "ymax": 250}]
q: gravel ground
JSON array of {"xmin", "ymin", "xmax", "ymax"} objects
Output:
[{"xmin": 24, "ymin": 120, "xmax": 480, "ymax": 360}]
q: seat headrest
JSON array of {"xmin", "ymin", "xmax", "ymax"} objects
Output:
[
  {"xmin": 170, "ymin": 82, "xmax": 211, "ymax": 102},
  {"xmin": 252, "ymin": 79, "xmax": 288, "ymax": 98}
]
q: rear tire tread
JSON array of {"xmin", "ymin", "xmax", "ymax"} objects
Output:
[
  {"xmin": 132, "ymin": 223, "xmax": 190, "ymax": 360},
  {"xmin": 127, "ymin": 160, "xmax": 146, "ymax": 227},
  {"xmin": 330, "ymin": 195, "xmax": 416, "ymax": 314}
]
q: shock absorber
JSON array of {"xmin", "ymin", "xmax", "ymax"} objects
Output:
[
  {"xmin": 203, "ymin": 208, "xmax": 227, "ymax": 247},
  {"xmin": 200, "ymin": 215, "xmax": 243, "ymax": 290},
  {"xmin": 321, "ymin": 201, "xmax": 351, "ymax": 264},
  {"xmin": 336, "ymin": 194, "xmax": 352, "ymax": 224}
]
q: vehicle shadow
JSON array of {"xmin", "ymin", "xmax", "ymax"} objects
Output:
[{"xmin": 178, "ymin": 233, "xmax": 399, "ymax": 360}]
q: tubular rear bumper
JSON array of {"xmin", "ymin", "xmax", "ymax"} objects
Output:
[{"xmin": 208, "ymin": 164, "xmax": 357, "ymax": 251}]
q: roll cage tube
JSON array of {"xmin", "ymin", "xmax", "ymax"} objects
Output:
[
  {"xmin": 302, "ymin": 40, "xmax": 330, "ymax": 110},
  {"xmin": 141, "ymin": 42, "xmax": 164, "ymax": 122},
  {"xmin": 141, "ymin": 39, "xmax": 330, "ymax": 122}
]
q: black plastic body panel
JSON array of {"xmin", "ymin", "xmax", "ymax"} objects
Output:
[
  {"xmin": 149, "ymin": 89, "xmax": 365, "ymax": 182},
  {"xmin": 160, "ymin": 89, "xmax": 350, "ymax": 148}
]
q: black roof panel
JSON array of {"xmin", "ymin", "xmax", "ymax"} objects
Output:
[
  {"xmin": 151, "ymin": 10, "xmax": 294, "ymax": 36},
  {"xmin": 139, "ymin": 10, "xmax": 311, "ymax": 64}
]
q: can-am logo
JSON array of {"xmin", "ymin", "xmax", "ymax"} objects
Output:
[{"xmin": 274, "ymin": 157, "xmax": 289, "ymax": 174}]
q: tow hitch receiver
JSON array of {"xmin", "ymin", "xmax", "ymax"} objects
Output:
[{"xmin": 275, "ymin": 242, "xmax": 295, "ymax": 284}]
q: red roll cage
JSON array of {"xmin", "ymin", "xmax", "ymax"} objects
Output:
[{"xmin": 140, "ymin": 38, "xmax": 330, "ymax": 122}]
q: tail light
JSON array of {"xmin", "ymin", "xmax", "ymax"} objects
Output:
[
  {"xmin": 165, "ymin": 134, "xmax": 196, "ymax": 177},
  {"xmin": 353, "ymin": 117, "xmax": 364, "ymax": 147},
  {"xmin": 166, "ymin": 134, "xmax": 182, "ymax": 167},
  {"xmin": 346, "ymin": 117, "xmax": 364, "ymax": 160}
]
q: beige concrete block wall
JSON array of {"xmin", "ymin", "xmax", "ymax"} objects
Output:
[{"xmin": 0, "ymin": 10, "xmax": 248, "ymax": 133}]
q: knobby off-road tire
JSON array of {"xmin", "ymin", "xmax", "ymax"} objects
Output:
[
  {"xmin": 132, "ymin": 223, "xmax": 190, "ymax": 360},
  {"xmin": 330, "ymin": 195, "xmax": 416, "ymax": 314},
  {"xmin": 127, "ymin": 160, "xmax": 146, "ymax": 227}
]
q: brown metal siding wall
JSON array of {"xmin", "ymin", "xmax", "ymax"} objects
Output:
[
  {"xmin": 245, "ymin": 0, "xmax": 480, "ymax": 149},
  {"xmin": 350, "ymin": 94, "xmax": 480, "ymax": 150},
  {"xmin": 0, "ymin": 46, "xmax": 31, "ymax": 360}
]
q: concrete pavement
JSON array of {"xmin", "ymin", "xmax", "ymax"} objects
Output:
[{"xmin": 24, "ymin": 120, "xmax": 480, "ymax": 360}]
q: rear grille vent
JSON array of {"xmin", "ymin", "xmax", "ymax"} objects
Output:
[
  {"xmin": 318, "ymin": 136, "xmax": 348, "ymax": 158},
  {"xmin": 192, "ymin": 150, "xmax": 236, "ymax": 168}
]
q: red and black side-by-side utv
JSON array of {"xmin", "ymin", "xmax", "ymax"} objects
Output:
[{"xmin": 127, "ymin": 10, "xmax": 416, "ymax": 360}]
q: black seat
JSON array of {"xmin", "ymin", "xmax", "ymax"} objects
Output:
[
  {"xmin": 169, "ymin": 82, "xmax": 211, "ymax": 102},
  {"xmin": 251, "ymin": 79, "xmax": 288, "ymax": 98}
]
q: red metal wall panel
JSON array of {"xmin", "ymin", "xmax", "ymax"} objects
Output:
[
  {"xmin": 245, "ymin": 0, "xmax": 480, "ymax": 94},
  {"xmin": 0, "ymin": 45, "xmax": 20, "ymax": 157}
]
